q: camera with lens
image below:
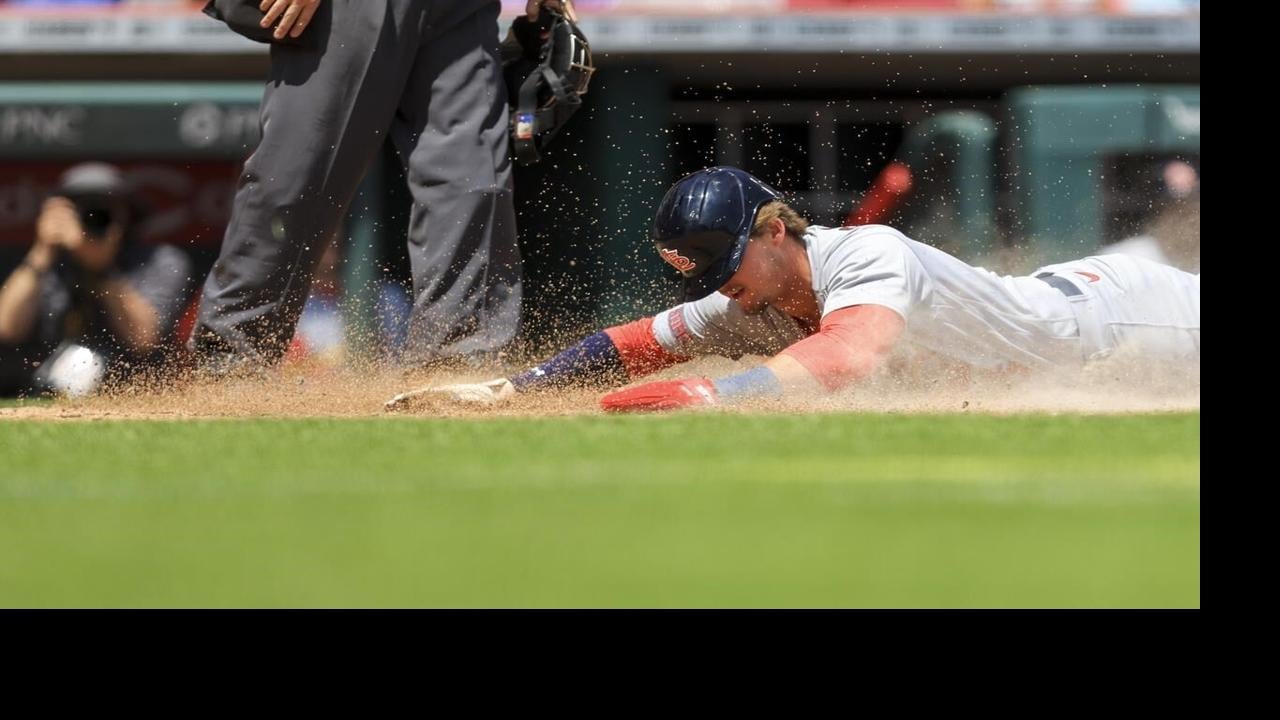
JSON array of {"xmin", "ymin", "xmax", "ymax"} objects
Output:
[
  {"xmin": 54, "ymin": 163, "xmax": 137, "ymax": 242},
  {"xmin": 75, "ymin": 202, "xmax": 115, "ymax": 240}
]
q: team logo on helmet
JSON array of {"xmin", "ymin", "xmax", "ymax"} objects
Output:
[{"xmin": 660, "ymin": 248, "xmax": 697, "ymax": 273}]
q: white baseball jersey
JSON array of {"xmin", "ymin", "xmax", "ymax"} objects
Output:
[{"xmin": 650, "ymin": 225, "xmax": 1200, "ymax": 369}]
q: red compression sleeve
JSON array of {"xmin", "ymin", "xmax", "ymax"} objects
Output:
[
  {"xmin": 603, "ymin": 317, "xmax": 689, "ymax": 379},
  {"xmin": 780, "ymin": 306, "xmax": 902, "ymax": 391}
]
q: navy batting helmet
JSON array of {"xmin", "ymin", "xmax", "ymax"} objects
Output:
[{"xmin": 652, "ymin": 167, "xmax": 783, "ymax": 301}]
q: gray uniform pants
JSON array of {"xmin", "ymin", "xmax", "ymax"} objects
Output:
[{"xmin": 193, "ymin": 0, "xmax": 520, "ymax": 365}]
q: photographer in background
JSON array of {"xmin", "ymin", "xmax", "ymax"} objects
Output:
[
  {"xmin": 1102, "ymin": 159, "xmax": 1200, "ymax": 274},
  {"xmin": 0, "ymin": 163, "xmax": 193, "ymax": 397}
]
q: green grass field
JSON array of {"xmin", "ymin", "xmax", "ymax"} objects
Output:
[{"xmin": 0, "ymin": 412, "xmax": 1200, "ymax": 607}]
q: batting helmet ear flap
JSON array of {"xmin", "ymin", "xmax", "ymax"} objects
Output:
[
  {"xmin": 501, "ymin": 8, "xmax": 595, "ymax": 165},
  {"xmin": 652, "ymin": 167, "xmax": 784, "ymax": 301}
]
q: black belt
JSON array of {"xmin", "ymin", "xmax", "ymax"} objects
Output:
[{"xmin": 1035, "ymin": 272, "xmax": 1083, "ymax": 297}]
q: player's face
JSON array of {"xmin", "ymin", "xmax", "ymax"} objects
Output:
[{"xmin": 718, "ymin": 237, "xmax": 789, "ymax": 315}]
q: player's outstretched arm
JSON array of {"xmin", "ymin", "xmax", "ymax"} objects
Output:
[
  {"xmin": 385, "ymin": 315, "xmax": 690, "ymax": 411},
  {"xmin": 599, "ymin": 304, "xmax": 904, "ymax": 412}
]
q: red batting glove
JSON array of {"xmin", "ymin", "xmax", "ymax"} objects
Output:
[{"xmin": 599, "ymin": 378, "xmax": 718, "ymax": 413}]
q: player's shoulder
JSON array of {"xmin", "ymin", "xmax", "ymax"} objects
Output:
[
  {"xmin": 807, "ymin": 223, "xmax": 912, "ymax": 245},
  {"xmin": 806, "ymin": 224, "xmax": 914, "ymax": 263}
]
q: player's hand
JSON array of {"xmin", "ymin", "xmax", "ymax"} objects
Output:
[
  {"xmin": 599, "ymin": 378, "xmax": 718, "ymax": 413},
  {"xmin": 527, "ymin": 0, "xmax": 577, "ymax": 22},
  {"xmin": 384, "ymin": 377, "xmax": 516, "ymax": 412},
  {"xmin": 260, "ymin": 0, "xmax": 322, "ymax": 40}
]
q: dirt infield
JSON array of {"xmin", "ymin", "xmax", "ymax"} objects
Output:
[{"xmin": 1, "ymin": 350, "xmax": 1200, "ymax": 421}]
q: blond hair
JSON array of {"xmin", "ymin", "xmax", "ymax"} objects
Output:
[{"xmin": 752, "ymin": 201, "xmax": 809, "ymax": 241}]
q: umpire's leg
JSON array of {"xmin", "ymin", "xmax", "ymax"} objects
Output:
[
  {"xmin": 394, "ymin": 0, "xmax": 522, "ymax": 365},
  {"xmin": 193, "ymin": 0, "xmax": 423, "ymax": 366}
]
